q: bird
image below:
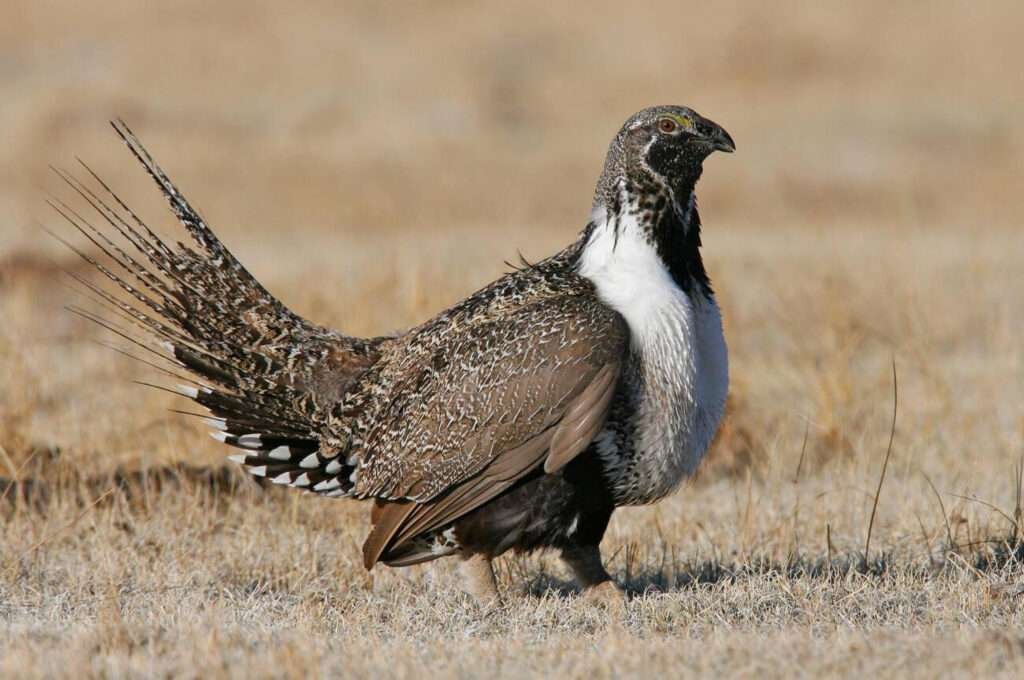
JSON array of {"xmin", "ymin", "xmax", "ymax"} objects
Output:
[{"xmin": 51, "ymin": 105, "xmax": 734, "ymax": 605}]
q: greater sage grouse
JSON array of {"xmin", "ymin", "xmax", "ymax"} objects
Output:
[{"xmin": 54, "ymin": 106, "xmax": 734, "ymax": 604}]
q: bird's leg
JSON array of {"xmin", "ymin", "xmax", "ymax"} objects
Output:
[
  {"xmin": 561, "ymin": 543, "xmax": 625, "ymax": 607},
  {"xmin": 561, "ymin": 543, "xmax": 613, "ymax": 587},
  {"xmin": 459, "ymin": 552, "xmax": 501, "ymax": 606}
]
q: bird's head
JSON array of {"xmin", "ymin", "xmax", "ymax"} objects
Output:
[{"xmin": 594, "ymin": 105, "xmax": 734, "ymax": 211}]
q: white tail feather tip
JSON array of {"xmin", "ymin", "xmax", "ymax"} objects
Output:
[
  {"xmin": 175, "ymin": 384, "xmax": 199, "ymax": 398},
  {"xmin": 267, "ymin": 446, "xmax": 291, "ymax": 460},
  {"xmin": 237, "ymin": 433, "xmax": 263, "ymax": 448},
  {"xmin": 203, "ymin": 417, "xmax": 227, "ymax": 432},
  {"xmin": 314, "ymin": 478, "xmax": 341, "ymax": 492}
]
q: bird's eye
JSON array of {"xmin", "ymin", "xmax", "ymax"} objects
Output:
[{"xmin": 657, "ymin": 118, "xmax": 678, "ymax": 134}]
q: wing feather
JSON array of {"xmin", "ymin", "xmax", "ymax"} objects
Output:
[{"xmin": 358, "ymin": 294, "xmax": 627, "ymax": 567}]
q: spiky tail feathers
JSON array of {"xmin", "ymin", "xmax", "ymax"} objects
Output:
[{"xmin": 49, "ymin": 120, "xmax": 374, "ymax": 498}]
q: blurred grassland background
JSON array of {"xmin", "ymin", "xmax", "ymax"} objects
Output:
[{"xmin": 1, "ymin": 1, "xmax": 1023, "ymax": 678}]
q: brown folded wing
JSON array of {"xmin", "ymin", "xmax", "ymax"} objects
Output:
[{"xmin": 357, "ymin": 294, "xmax": 627, "ymax": 568}]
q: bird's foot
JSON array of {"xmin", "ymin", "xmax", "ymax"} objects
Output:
[{"xmin": 582, "ymin": 580, "xmax": 627, "ymax": 611}]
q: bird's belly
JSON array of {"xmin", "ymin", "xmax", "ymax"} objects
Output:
[
  {"xmin": 452, "ymin": 448, "xmax": 616, "ymax": 557},
  {"xmin": 377, "ymin": 450, "xmax": 616, "ymax": 567}
]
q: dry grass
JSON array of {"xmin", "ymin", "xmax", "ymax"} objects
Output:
[{"xmin": 2, "ymin": 1, "xmax": 1024, "ymax": 678}]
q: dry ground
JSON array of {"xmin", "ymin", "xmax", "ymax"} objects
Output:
[{"xmin": 2, "ymin": 2, "xmax": 1024, "ymax": 678}]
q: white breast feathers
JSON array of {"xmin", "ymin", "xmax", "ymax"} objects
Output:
[{"xmin": 577, "ymin": 207, "xmax": 728, "ymax": 503}]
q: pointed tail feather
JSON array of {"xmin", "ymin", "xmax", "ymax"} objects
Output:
[{"xmin": 49, "ymin": 121, "xmax": 385, "ymax": 498}]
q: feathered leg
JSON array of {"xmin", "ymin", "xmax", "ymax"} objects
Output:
[{"xmin": 459, "ymin": 552, "xmax": 501, "ymax": 605}]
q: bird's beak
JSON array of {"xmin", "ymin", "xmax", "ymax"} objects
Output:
[
  {"xmin": 710, "ymin": 128, "xmax": 736, "ymax": 153},
  {"xmin": 695, "ymin": 116, "xmax": 736, "ymax": 154}
]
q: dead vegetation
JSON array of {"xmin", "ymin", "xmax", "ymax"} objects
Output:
[{"xmin": 2, "ymin": 1, "xmax": 1024, "ymax": 678}]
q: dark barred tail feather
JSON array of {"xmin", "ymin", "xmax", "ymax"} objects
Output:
[{"xmin": 51, "ymin": 121, "xmax": 377, "ymax": 499}]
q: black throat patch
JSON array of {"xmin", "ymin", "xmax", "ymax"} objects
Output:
[{"xmin": 614, "ymin": 180, "xmax": 712, "ymax": 298}]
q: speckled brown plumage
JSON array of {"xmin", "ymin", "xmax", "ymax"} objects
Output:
[{"xmin": 54, "ymin": 107, "xmax": 735, "ymax": 600}]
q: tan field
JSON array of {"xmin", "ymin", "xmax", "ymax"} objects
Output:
[{"xmin": 2, "ymin": 2, "xmax": 1023, "ymax": 677}]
